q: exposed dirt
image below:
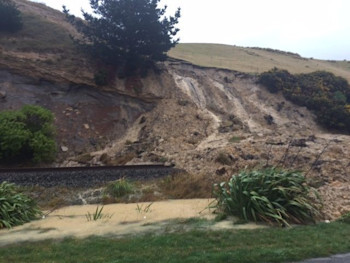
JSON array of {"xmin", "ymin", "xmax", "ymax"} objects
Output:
[
  {"xmin": 80, "ymin": 62, "xmax": 350, "ymax": 220},
  {"xmin": 0, "ymin": 199, "xmax": 267, "ymax": 247}
]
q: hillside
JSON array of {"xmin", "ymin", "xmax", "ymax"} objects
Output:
[
  {"xmin": 0, "ymin": 0, "xmax": 349, "ymax": 219},
  {"xmin": 169, "ymin": 43, "xmax": 350, "ymax": 83}
]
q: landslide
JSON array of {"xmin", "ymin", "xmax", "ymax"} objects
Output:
[
  {"xmin": 91, "ymin": 61, "xmax": 350, "ymax": 219},
  {"xmin": 0, "ymin": 0, "xmax": 348, "ymax": 219}
]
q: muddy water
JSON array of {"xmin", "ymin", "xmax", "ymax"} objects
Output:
[{"xmin": 0, "ymin": 199, "xmax": 266, "ymax": 246}]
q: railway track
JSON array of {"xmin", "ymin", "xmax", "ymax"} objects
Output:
[{"xmin": 0, "ymin": 165, "xmax": 182, "ymax": 187}]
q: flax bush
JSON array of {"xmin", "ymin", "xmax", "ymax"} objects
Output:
[
  {"xmin": 0, "ymin": 182, "xmax": 42, "ymax": 229},
  {"xmin": 213, "ymin": 168, "xmax": 321, "ymax": 226}
]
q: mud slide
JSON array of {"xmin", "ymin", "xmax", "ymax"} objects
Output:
[{"xmin": 0, "ymin": 199, "xmax": 266, "ymax": 247}]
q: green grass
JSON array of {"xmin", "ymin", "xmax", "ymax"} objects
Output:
[
  {"xmin": 229, "ymin": 136, "xmax": 242, "ymax": 143},
  {"xmin": 169, "ymin": 43, "xmax": 350, "ymax": 83},
  {"xmin": 105, "ymin": 178, "xmax": 134, "ymax": 198},
  {"xmin": 1, "ymin": 222, "xmax": 350, "ymax": 262}
]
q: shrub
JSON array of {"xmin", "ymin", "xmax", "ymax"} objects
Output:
[
  {"xmin": 0, "ymin": 0, "xmax": 23, "ymax": 33},
  {"xmin": 213, "ymin": 168, "xmax": 321, "ymax": 226},
  {"xmin": 338, "ymin": 212, "xmax": 350, "ymax": 224},
  {"xmin": 105, "ymin": 178, "xmax": 133, "ymax": 198},
  {"xmin": 258, "ymin": 68, "xmax": 350, "ymax": 133},
  {"xmin": 0, "ymin": 181, "xmax": 42, "ymax": 229},
  {"xmin": 0, "ymin": 105, "xmax": 56, "ymax": 164}
]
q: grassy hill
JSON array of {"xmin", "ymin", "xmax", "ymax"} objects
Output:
[
  {"xmin": 2, "ymin": 1, "xmax": 350, "ymax": 84},
  {"xmin": 169, "ymin": 43, "xmax": 350, "ymax": 82}
]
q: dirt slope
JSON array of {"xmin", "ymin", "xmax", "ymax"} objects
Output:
[{"xmin": 86, "ymin": 61, "xmax": 350, "ymax": 219}]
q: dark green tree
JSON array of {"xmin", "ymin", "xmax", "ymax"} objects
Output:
[
  {"xmin": 0, "ymin": 0, "xmax": 23, "ymax": 33},
  {"xmin": 63, "ymin": 0, "xmax": 180, "ymax": 72},
  {"xmin": 0, "ymin": 105, "xmax": 56, "ymax": 164}
]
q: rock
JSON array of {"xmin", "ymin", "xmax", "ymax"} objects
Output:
[
  {"xmin": 291, "ymin": 139, "xmax": 307, "ymax": 147},
  {"xmin": 0, "ymin": 90, "xmax": 6, "ymax": 99},
  {"xmin": 216, "ymin": 167, "xmax": 227, "ymax": 176},
  {"xmin": 240, "ymin": 154, "xmax": 256, "ymax": 160},
  {"xmin": 139, "ymin": 116, "xmax": 146, "ymax": 124},
  {"xmin": 84, "ymin": 123, "xmax": 90, "ymax": 129},
  {"xmin": 264, "ymin": 114, "xmax": 274, "ymax": 125},
  {"xmin": 61, "ymin": 146, "xmax": 69, "ymax": 152}
]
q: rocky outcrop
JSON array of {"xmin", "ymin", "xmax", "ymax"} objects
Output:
[{"xmin": 0, "ymin": 70, "xmax": 157, "ymax": 159}]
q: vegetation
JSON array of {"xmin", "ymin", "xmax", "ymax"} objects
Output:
[
  {"xmin": 0, "ymin": 182, "xmax": 42, "ymax": 229},
  {"xmin": 63, "ymin": 0, "xmax": 181, "ymax": 72},
  {"xmin": 105, "ymin": 178, "xmax": 134, "ymax": 198},
  {"xmin": 213, "ymin": 168, "xmax": 321, "ymax": 226},
  {"xmin": 136, "ymin": 202, "xmax": 153, "ymax": 214},
  {"xmin": 0, "ymin": 105, "xmax": 56, "ymax": 164},
  {"xmin": 1, "ymin": 222, "xmax": 350, "ymax": 262},
  {"xmin": 259, "ymin": 68, "xmax": 350, "ymax": 133},
  {"xmin": 0, "ymin": 0, "xmax": 23, "ymax": 33},
  {"xmin": 159, "ymin": 173, "xmax": 211, "ymax": 199},
  {"xmin": 229, "ymin": 136, "xmax": 242, "ymax": 143},
  {"xmin": 85, "ymin": 206, "xmax": 112, "ymax": 221},
  {"xmin": 168, "ymin": 43, "xmax": 350, "ymax": 84},
  {"xmin": 338, "ymin": 212, "xmax": 350, "ymax": 224}
]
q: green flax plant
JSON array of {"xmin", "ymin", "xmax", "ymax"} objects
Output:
[
  {"xmin": 213, "ymin": 168, "xmax": 321, "ymax": 227},
  {"xmin": 0, "ymin": 181, "xmax": 42, "ymax": 229}
]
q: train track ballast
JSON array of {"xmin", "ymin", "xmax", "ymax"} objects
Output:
[{"xmin": 0, "ymin": 165, "xmax": 181, "ymax": 187}]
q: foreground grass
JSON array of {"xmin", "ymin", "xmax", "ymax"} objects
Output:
[{"xmin": 1, "ymin": 222, "xmax": 350, "ymax": 263}]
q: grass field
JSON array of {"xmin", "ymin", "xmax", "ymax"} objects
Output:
[
  {"xmin": 1, "ymin": 221, "xmax": 349, "ymax": 263},
  {"xmin": 169, "ymin": 43, "xmax": 350, "ymax": 82}
]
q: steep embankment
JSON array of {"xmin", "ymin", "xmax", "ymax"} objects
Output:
[{"xmin": 88, "ymin": 61, "xmax": 350, "ymax": 219}]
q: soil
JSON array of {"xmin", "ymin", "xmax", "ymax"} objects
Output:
[{"xmin": 0, "ymin": 199, "xmax": 266, "ymax": 247}]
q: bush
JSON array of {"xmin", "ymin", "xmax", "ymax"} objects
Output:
[
  {"xmin": 338, "ymin": 212, "xmax": 350, "ymax": 224},
  {"xmin": 0, "ymin": 105, "xmax": 56, "ymax": 164},
  {"xmin": 258, "ymin": 68, "xmax": 350, "ymax": 133},
  {"xmin": 213, "ymin": 168, "xmax": 321, "ymax": 226},
  {"xmin": 0, "ymin": 0, "xmax": 23, "ymax": 33},
  {"xmin": 0, "ymin": 181, "xmax": 42, "ymax": 229},
  {"xmin": 105, "ymin": 178, "xmax": 134, "ymax": 198}
]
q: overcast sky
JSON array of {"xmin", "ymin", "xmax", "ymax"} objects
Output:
[{"xmin": 30, "ymin": 0, "xmax": 350, "ymax": 60}]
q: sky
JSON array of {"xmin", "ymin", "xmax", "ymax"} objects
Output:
[{"xmin": 30, "ymin": 0, "xmax": 350, "ymax": 60}]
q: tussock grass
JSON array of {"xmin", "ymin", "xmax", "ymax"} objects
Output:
[
  {"xmin": 105, "ymin": 178, "xmax": 134, "ymax": 198},
  {"xmin": 158, "ymin": 173, "xmax": 212, "ymax": 199}
]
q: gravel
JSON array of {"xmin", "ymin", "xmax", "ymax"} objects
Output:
[{"xmin": 0, "ymin": 166, "xmax": 182, "ymax": 187}]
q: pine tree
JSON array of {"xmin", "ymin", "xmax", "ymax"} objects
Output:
[{"xmin": 63, "ymin": 0, "xmax": 180, "ymax": 71}]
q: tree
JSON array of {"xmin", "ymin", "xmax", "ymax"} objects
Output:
[
  {"xmin": 0, "ymin": 105, "xmax": 56, "ymax": 164},
  {"xmin": 0, "ymin": 0, "xmax": 23, "ymax": 33},
  {"xmin": 63, "ymin": 0, "xmax": 180, "ymax": 72}
]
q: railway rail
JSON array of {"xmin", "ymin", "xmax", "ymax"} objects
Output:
[{"xmin": 0, "ymin": 165, "xmax": 182, "ymax": 187}]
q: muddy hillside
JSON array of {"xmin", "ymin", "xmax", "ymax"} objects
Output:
[{"xmin": 84, "ymin": 61, "xmax": 349, "ymax": 219}]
